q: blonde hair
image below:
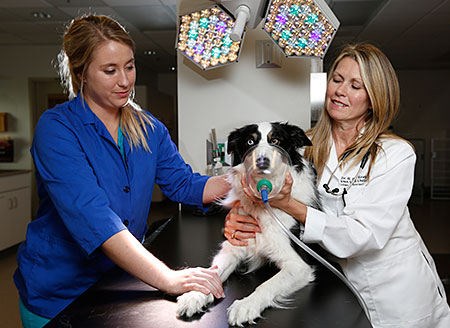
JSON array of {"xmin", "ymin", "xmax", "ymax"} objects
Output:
[
  {"xmin": 56, "ymin": 14, "xmax": 154, "ymax": 151},
  {"xmin": 305, "ymin": 43, "xmax": 404, "ymax": 179}
]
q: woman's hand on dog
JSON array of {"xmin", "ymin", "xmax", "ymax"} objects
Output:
[
  {"xmin": 240, "ymin": 172, "xmax": 308, "ymax": 225},
  {"xmin": 224, "ymin": 201, "xmax": 261, "ymax": 246},
  {"xmin": 268, "ymin": 172, "xmax": 308, "ymax": 224},
  {"xmin": 165, "ymin": 265, "xmax": 225, "ymax": 298},
  {"xmin": 240, "ymin": 171, "xmax": 295, "ymax": 210},
  {"xmin": 267, "ymin": 172, "xmax": 295, "ymax": 209}
]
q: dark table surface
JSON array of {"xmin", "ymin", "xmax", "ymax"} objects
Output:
[{"xmin": 45, "ymin": 211, "xmax": 372, "ymax": 328}]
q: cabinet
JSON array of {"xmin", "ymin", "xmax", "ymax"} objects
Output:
[{"xmin": 0, "ymin": 171, "xmax": 31, "ymax": 251}]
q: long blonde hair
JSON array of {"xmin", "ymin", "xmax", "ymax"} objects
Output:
[
  {"xmin": 305, "ymin": 43, "xmax": 404, "ymax": 179},
  {"xmin": 57, "ymin": 14, "xmax": 154, "ymax": 151}
]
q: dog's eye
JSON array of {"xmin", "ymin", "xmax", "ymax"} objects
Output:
[
  {"xmin": 247, "ymin": 139, "xmax": 254, "ymax": 146},
  {"xmin": 270, "ymin": 138, "xmax": 280, "ymax": 145}
]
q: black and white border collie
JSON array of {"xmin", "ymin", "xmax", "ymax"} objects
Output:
[{"xmin": 177, "ymin": 122, "xmax": 321, "ymax": 326}]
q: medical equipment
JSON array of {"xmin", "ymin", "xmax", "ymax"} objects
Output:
[
  {"xmin": 242, "ymin": 146, "xmax": 371, "ymax": 322},
  {"xmin": 243, "ymin": 144, "xmax": 291, "ymax": 200},
  {"xmin": 323, "ymin": 150, "xmax": 370, "ymax": 206},
  {"xmin": 176, "ymin": 1, "xmax": 340, "ymax": 70},
  {"xmin": 210, "ymin": 128, "xmax": 224, "ymax": 176}
]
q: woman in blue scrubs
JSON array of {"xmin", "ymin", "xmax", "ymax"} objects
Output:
[{"xmin": 14, "ymin": 15, "xmax": 228, "ymax": 327}]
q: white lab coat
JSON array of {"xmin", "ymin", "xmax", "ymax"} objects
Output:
[{"xmin": 303, "ymin": 138, "xmax": 450, "ymax": 328}]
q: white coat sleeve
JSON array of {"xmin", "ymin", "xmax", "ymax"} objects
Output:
[{"xmin": 302, "ymin": 140, "xmax": 416, "ymax": 258}]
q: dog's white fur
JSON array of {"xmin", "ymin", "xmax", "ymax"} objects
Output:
[{"xmin": 177, "ymin": 122, "xmax": 318, "ymax": 326}]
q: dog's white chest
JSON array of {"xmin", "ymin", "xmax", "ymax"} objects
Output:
[{"xmin": 246, "ymin": 209, "xmax": 297, "ymax": 258}]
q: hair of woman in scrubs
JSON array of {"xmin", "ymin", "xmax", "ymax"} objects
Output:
[{"xmin": 56, "ymin": 14, "xmax": 154, "ymax": 151}]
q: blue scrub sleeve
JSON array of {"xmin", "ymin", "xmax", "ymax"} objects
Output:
[
  {"xmin": 31, "ymin": 112, "xmax": 126, "ymax": 256},
  {"xmin": 154, "ymin": 123, "xmax": 209, "ymax": 207}
]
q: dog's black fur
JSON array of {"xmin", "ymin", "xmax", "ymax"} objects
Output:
[{"xmin": 227, "ymin": 122, "xmax": 313, "ymax": 173}]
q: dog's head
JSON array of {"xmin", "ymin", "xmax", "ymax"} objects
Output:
[{"xmin": 226, "ymin": 122, "xmax": 312, "ymax": 171}]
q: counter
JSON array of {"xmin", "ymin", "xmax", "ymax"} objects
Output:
[{"xmin": 0, "ymin": 169, "xmax": 31, "ymax": 177}]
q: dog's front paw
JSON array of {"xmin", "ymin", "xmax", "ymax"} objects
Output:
[
  {"xmin": 227, "ymin": 297, "xmax": 262, "ymax": 326},
  {"xmin": 176, "ymin": 291, "xmax": 214, "ymax": 318}
]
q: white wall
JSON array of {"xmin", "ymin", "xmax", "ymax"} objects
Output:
[{"xmin": 177, "ymin": 26, "xmax": 312, "ymax": 173}]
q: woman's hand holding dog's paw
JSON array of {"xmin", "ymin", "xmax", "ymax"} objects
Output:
[{"xmin": 165, "ymin": 266, "xmax": 224, "ymax": 298}]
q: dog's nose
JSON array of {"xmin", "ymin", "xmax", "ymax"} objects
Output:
[{"xmin": 255, "ymin": 156, "xmax": 270, "ymax": 170}]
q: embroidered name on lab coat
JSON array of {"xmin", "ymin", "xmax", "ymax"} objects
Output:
[{"xmin": 340, "ymin": 175, "xmax": 367, "ymax": 187}]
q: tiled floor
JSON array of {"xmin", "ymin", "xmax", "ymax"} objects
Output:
[{"xmin": 1, "ymin": 198, "xmax": 449, "ymax": 328}]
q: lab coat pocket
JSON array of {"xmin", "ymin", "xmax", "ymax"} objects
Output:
[{"xmin": 365, "ymin": 245, "xmax": 441, "ymax": 326}]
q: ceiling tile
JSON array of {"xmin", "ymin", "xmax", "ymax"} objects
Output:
[
  {"xmin": 0, "ymin": 32, "xmax": 29, "ymax": 44},
  {"xmin": 112, "ymin": 5, "xmax": 175, "ymax": 30},
  {"xmin": 43, "ymin": 0, "xmax": 108, "ymax": 7},
  {"xmin": 357, "ymin": 0, "xmax": 445, "ymax": 45},
  {"xmin": 57, "ymin": 6, "xmax": 125, "ymax": 23},
  {"xmin": 0, "ymin": 22, "xmax": 59, "ymax": 44},
  {"xmin": 0, "ymin": 8, "xmax": 23, "ymax": 22},
  {"xmin": 103, "ymin": 0, "xmax": 162, "ymax": 5},
  {"xmin": 0, "ymin": 0, "xmax": 52, "ymax": 8},
  {"xmin": 331, "ymin": 0, "xmax": 384, "ymax": 26},
  {"xmin": 143, "ymin": 30, "xmax": 176, "ymax": 55},
  {"xmin": 3, "ymin": 6, "xmax": 73, "ymax": 22}
]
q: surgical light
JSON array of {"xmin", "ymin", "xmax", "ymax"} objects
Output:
[
  {"xmin": 263, "ymin": 0, "xmax": 339, "ymax": 59},
  {"xmin": 176, "ymin": 0, "xmax": 339, "ymax": 70},
  {"xmin": 176, "ymin": 6, "xmax": 244, "ymax": 70}
]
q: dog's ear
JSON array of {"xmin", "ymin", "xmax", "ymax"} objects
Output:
[
  {"xmin": 284, "ymin": 123, "xmax": 312, "ymax": 148},
  {"xmin": 227, "ymin": 129, "xmax": 240, "ymax": 155},
  {"xmin": 227, "ymin": 129, "xmax": 243, "ymax": 165}
]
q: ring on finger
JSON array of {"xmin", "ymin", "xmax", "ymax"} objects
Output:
[{"xmin": 231, "ymin": 231, "xmax": 236, "ymax": 239}]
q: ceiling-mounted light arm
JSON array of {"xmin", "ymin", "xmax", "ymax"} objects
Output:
[
  {"xmin": 215, "ymin": 0, "xmax": 267, "ymax": 40},
  {"xmin": 231, "ymin": 5, "xmax": 250, "ymax": 41}
]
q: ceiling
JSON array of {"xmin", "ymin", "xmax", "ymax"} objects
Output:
[
  {"xmin": 326, "ymin": 0, "xmax": 450, "ymax": 70},
  {"xmin": 0, "ymin": 0, "xmax": 449, "ymax": 73}
]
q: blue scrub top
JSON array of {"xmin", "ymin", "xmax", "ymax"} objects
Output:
[{"xmin": 14, "ymin": 95, "xmax": 209, "ymax": 318}]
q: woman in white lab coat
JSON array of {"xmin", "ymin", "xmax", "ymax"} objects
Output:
[{"xmin": 224, "ymin": 43, "xmax": 450, "ymax": 327}]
